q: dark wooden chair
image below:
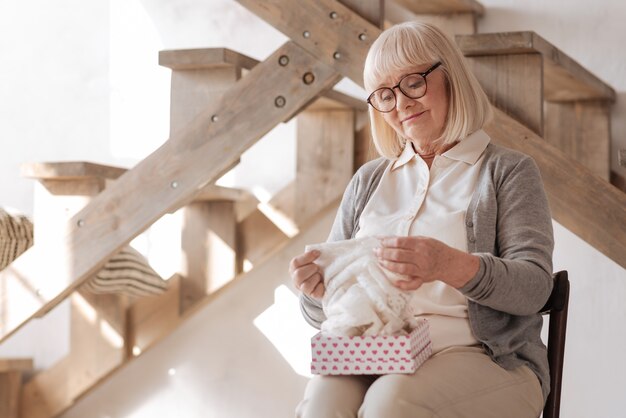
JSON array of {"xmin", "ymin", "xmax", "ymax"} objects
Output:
[{"xmin": 539, "ymin": 270, "xmax": 570, "ymax": 418}]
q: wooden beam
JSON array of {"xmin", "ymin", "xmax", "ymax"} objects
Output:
[
  {"xmin": 456, "ymin": 31, "xmax": 616, "ymax": 102},
  {"xmin": 235, "ymin": 0, "xmax": 382, "ymax": 86},
  {"xmin": 0, "ymin": 41, "xmax": 339, "ymax": 343},
  {"xmin": 161, "ymin": 47, "xmax": 367, "ymax": 112},
  {"xmin": 485, "ymin": 108, "xmax": 626, "ymax": 270}
]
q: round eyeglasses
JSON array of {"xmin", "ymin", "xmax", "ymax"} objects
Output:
[{"xmin": 366, "ymin": 62, "xmax": 442, "ymax": 113}]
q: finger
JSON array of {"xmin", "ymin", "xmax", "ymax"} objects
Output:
[
  {"xmin": 299, "ymin": 272, "xmax": 323, "ymax": 296},
  {"xmin": 310, "ymin": 280, "xmax": 325, "ymax": 300},
  {"xmin": 292, "ymin": 263, "xmax": 321, "ymax": 288},
  {"xmin": 289, "ymin": 250, "xmax": 320, "ymax": 274},
  {"xmin": 374, "ymin": 247, "xmax": 416, "ymax": 264},
  {"xmin": 378, "ymin": 259, "xmax": 419, "ymax": 276},
  {"xmin": 393, "ymin": 277, "xmax": 423, "ymax": 291},
  {"xmin": 379, "ymin": 236, "xmax": 421, "ymax": 250}
]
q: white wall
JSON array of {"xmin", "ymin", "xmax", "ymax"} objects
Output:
[{"xmin": 0, "ymin": 1, "xmax": 624, "ymax": 417}]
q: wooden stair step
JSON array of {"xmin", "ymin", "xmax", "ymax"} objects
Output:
[
  {"xmin": 193, "ymin": 184, "xmax": 254, "ymax": 203},
  {"xmin": 385, "ymin": 0, "xmax": 479, "ymax": 36},
  {"xmin": 159, "ymin": 47, "xmax": 259, "ymax": 71},
  {"xmin": 20, "ymin": 161, "xmax": 127, "ymax": 196},
  {"xmin": 21, "ymin": 161, "xmax": 127, "ymax": 181},
  {"xmin": 456, "ymin": 31, "xmax": 616, "ymax": 102},
  {"xmin": 391, "ymin": 0, "xmax": 484, "ymax": 15}
]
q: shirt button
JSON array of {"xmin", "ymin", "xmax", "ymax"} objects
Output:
[
  {"xmin": 468, "ymin": 235, "xmax": 476, "ymax": 243},
  {"xmin": 466, "ymin": 220, "xmax": 474, "ymax": 227}
]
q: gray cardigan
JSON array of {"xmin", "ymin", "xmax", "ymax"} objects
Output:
[{"xmin": 300, "ymin": 142, "xmax": 555, "ymax": 401}]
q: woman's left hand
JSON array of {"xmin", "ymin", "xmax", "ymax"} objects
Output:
[{"xmin": 374, "ymin": 236, "xmax": 479, "ymax": 291}]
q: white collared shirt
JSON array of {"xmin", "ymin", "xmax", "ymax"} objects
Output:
[{"xmin": 355, "ymin": 129, "xmax": 491, "ymax": 352}]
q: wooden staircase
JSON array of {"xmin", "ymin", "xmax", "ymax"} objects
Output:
[{"xmin": 1, "ymin": 1, "xmax": 625, "ymax": 417}]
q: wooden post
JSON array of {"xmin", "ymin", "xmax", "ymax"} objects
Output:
[
  {"xmin": 0, "ymin": 359, "xmax": 32, "ymax": 418},
  {"xmin": 18, "ymin": 163, "xmax": 129, "ymax": 418},
  {"xmin": 464, "ymin": 53, "xmax": 544, "ymax": 136},
  {"xmin": 181, "ymin": 199, "xmax": 237, "ymax": 311},
  {"xmin": 295, "ymin": 109, "xmax": 356, "ymax": 226},
  {"xmin": 544, "ymin": 100, "xmax": 611, "ymax": 181},
  {"xmin": 160, "ymin": 49, "xmax": 253, "ymax": 312}
]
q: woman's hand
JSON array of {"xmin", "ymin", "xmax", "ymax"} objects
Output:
[
  {"xmin": 374, "ymin": 236, "xmax": 479, "ymax": 290},
  {"xmin": 289, "ymin": 250, "xmax": 325, "ymax": 300}
]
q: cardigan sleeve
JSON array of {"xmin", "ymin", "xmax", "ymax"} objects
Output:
[{"xmin": 460, "ymin": 155, "xmax": 554, "ymax": 315}]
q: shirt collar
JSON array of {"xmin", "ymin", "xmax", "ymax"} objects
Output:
[
  {"xmin": 442, "ymin": 129, "xmax": 491, "ymax": 165},
  {"xmin": 390, "ymin": 129, "xmax": 491, "ymax": 170},
  {"xmin": 391, "ymin": 141, "xmax": 417, "ymax": 170}
]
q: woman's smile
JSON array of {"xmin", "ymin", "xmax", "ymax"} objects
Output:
[{"xmin": 401, "ymin": 110, "xmax": 427, "ymax": 124}]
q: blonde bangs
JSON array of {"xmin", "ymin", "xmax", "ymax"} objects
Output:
[{"xmin": 364, "ymin": 26, "xmax": 440, "ymax": 93}]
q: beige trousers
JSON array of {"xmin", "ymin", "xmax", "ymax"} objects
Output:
[{"xmin": 295, "ymin": 346, "xmax": 544, "ymax": 418}]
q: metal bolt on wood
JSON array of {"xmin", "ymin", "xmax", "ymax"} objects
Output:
[
  {"xmin": 333, "ymin": 51, "xmax": 341, "ymax": 60},
  {"xmin": 303, "ymin": 30, "xmax": 311, "ymax": 38},
  {"xmin": 171, "ymin": 181, "xmax": 179, "ymax": 189},
  {"xmin": 77, "ymin": 219, "xmax": 85, "ymax": 227},
  {"xmin": 275, "ymin": 96, "xmax": 286, "ymax": 108},
  {"xmin": 211, "ymin": 114, "xmax": 219, "ymax": 122},
  {"xmin": 303, "ymin": 72, "xmax": 315, "ymax": 85},
  {"xmin": 278, "ymin": 55, "xmax": 289, "ymax": 66},
  {"xmin": 359, "ymin": 33, "xmax": 367, "ymax": 41},
  {"xmin": 329, "ymin": 11, "xmax": 338, "ymax": 19}
]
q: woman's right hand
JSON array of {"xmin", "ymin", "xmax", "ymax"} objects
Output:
[{"xmin": 289, "ymin": 250, "xmax": 325, "ymax": 300}]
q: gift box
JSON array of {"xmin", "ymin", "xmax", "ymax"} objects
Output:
[{"xmin": 310, "ymin": 319, "xmax": 431, "ymax": 375}]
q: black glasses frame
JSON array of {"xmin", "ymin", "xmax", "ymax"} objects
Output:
[{"xmin": 366, "ymin": 62, "xmax": 442, "ymax": 113}]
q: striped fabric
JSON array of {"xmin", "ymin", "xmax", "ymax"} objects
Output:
[
  {"xmin": 0, "ymin": 208, "xmax": 34, "ymax": 270},
  {"xmin": 84, "ymin": 246, "xmax": 168, "ymax": 297},
  {"xmin": 1, "ymin": 207, "xmax": 167, "ymax": 297}
]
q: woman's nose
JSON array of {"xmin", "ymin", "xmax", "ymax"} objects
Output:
[{"xmin": 395, "ymin": 88, "xmax": 414, "ymax": 110}]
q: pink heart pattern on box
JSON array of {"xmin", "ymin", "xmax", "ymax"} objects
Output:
[{"xmin": 310, "ymin": 319, "xmax": 432, "ymax": 375}]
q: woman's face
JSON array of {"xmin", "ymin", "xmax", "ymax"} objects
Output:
[{"xmin": 377, "ymin": 63, "xmax": 449, "ymax": 151}]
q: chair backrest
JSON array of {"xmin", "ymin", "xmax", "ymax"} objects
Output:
[{"xmin": 540, "ymin": 270, "xmax": 570, "ymax": 418}]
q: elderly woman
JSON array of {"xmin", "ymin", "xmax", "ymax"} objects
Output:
[{"xmin": 290, "ymin": 22, "xmax": 554, "ymax": 418}]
